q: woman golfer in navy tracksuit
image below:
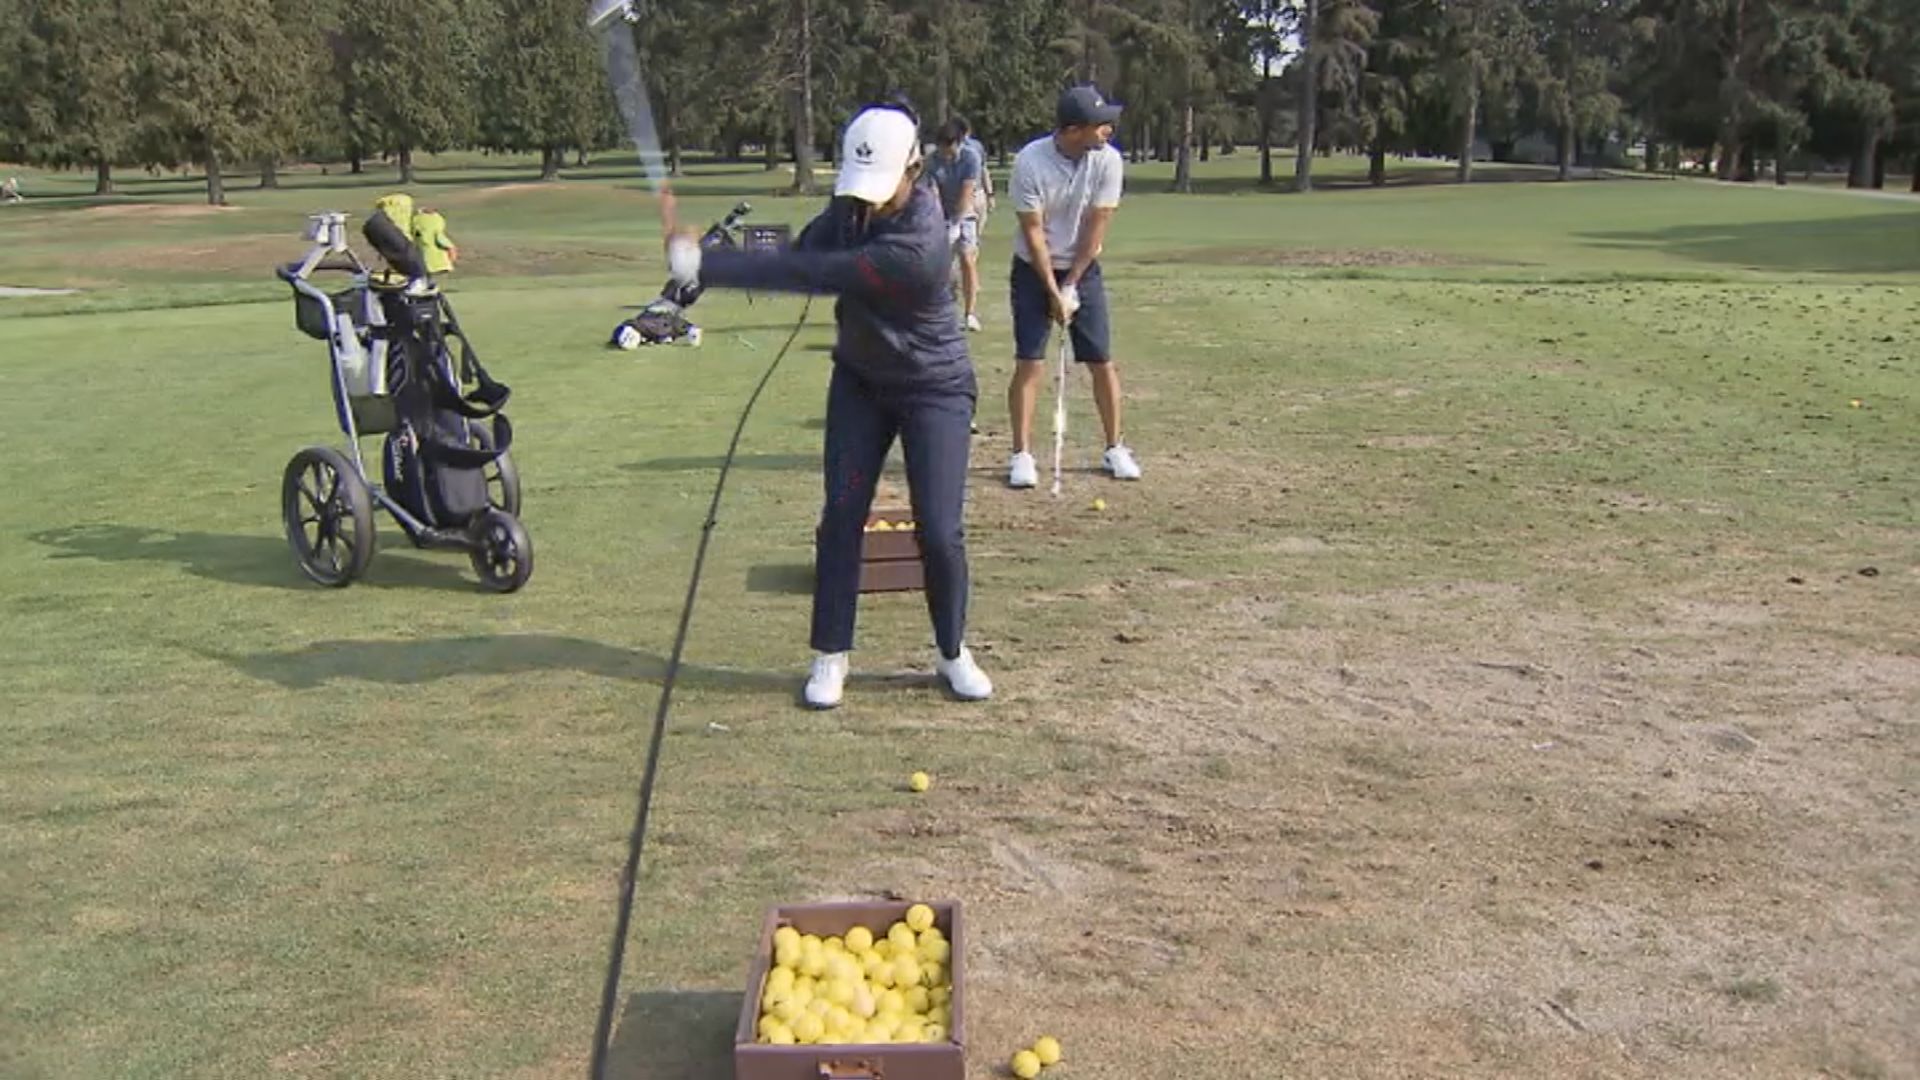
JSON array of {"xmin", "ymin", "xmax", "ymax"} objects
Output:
[{"xmin": 658, "ymin": 103, "xmax": 991, "ymax": 709}]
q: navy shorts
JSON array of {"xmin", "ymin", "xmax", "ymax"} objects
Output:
[{"xmin": 1011, "ymin": 257, "xmax": 1112, "ymax": 363}]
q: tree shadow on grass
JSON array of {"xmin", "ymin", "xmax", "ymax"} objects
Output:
[
  {"xmin": 1578, "ymin": 211, "xmax": 1920, "ymax": 275},
  {"xmin": 1172, "ymin": 163, "xmax": 1633, "ymax": 196},
  {"xmin": 602, "ymin": 990, "xmax": 742, "ymax": 1080},
  {"xmin": 26, "ymin": 524, "xmax": 474, "ymax": 593},
  {"xmin": 206, "ymin": 632, "xmax": 936, "ymax": 698}
]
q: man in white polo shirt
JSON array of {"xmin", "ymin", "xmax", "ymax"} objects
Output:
[{"xmin": 1005, "ymin": 85, "xmax": 1140, "ymax": 488}]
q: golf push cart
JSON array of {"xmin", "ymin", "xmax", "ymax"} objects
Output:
[{"xmin": 275, "ymin": 205, "xmax": 532, "ymax": 592}]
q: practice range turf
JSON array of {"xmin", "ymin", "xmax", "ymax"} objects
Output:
[{"xmin": 2, "ymin": 154, "xmax": 1916, "ymax": 1079}]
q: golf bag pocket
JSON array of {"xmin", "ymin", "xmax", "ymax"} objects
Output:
[
  {"xmin": 383, "ymin": 407, "xmax": 510, "ymax": 528},
  {"xmin": 294, "ymin": 286, "xmax": 359, "ymax": 340}
]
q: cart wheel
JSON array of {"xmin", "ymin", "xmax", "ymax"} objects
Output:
[
  {"xmin": 468, "ymin": 424, "xmax": 521, "ymax": 517},
  {"xmin": 469, "ymin": 509, "xmax": 533, "ymax": 593},
  {"xmin": 283, "ymin": 446, "xmax": 374, "ymax": 587}
]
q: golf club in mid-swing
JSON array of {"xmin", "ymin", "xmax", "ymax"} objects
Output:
[{"xmin": 580, "ymin": 3, "xmax": 810, "ymax": 1078}]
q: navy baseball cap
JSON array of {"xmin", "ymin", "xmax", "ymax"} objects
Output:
[{"xmin": 1057, "ymin": 85, "xmax": 1122, "ymax": 128}]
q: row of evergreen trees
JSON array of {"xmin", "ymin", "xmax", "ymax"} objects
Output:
[{"xmin": 1, "ymin": 0, "xmax": 1915, "ymax": 204}]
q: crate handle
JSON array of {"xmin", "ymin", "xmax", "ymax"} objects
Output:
[{"xmin": 818, "ymin": 1061, "xmax": 881, "ymax": 1080}]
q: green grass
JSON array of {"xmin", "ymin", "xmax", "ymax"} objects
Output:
[{"xmin": 2, "ymin": 152, "xmax": 1917, "ymax": 1078}]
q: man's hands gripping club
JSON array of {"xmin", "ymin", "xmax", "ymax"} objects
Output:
[{"xmin": 1056, "ymin": 282, "xmax": 1081, "ymax": 325}]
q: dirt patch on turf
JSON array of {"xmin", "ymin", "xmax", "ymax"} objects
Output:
[
  {"xmin": 1134, "ymin": 245, "xmax": 1481, "ymax": 268},
  {"xmin": 73, "ymin": 202, "xmax": 246, "ymax": 219},
  {"xmin": 822, "ymin": 439, "xmax": 1919, "ymax": 1079},
  {"xmin": 115, "ymin": 236, "xmax": 301, "ymax": 276}
]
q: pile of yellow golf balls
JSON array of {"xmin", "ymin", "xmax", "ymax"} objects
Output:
[{"xmin": 754, "ymin": 904, "xmax": 954, "ymax": 1046}]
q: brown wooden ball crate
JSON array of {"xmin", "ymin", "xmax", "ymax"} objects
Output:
[
  {"xmin": 817, "ymin": 509, "xmax": 925, "ymax": 594},
  {"xmin": 733, "ymin": 900, "xmax": 967, "ymax": 1080}
]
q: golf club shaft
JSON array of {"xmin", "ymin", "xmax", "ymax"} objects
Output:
[
  {"xmin": 1051, "ymin": 334, "xmax": 1069, "ymax": 497},
  {"xmin": 595, "ymin": 8, "xmax": 669, "ymax": 194}
]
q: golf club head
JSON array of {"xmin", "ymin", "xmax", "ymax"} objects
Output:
[{"xmin": 584, "ymin": 0, "xmax": 637, "ymax": 30}]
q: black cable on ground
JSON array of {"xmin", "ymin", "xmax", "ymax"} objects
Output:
[{"xmin": 588, "ymin": 294, "xmax": 814, "ymax": 1080}]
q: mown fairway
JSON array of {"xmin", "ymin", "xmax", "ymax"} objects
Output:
[{"xmin": 2, "ymin": 157, "xmax": 1916, "ymax": 1078}]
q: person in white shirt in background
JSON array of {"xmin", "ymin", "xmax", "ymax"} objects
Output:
[{"xmin": 1004, "ymin": 85, "xmax": 1141, "ymax": 488}]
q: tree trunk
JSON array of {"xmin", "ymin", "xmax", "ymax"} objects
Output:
[
  {"xmin": 1775, "ymin": 133, "xmax": 1790, "ymax": 186},
  {"xmin": 1079, "ymin": 0, "xmax": 1097, "ymax": 83},
  {"xmin": 1557, "ymin": 125, "xmax": 1574, "ymax": 181},
  {"xmin": 576, "ymin": 149, "xmax": 588, "ymax": 167},
  {"xmin": 790, "ymin": 0, "xmax": 817, "ymax": 194},
  {"xmin": 1173, "ymin": 102, "xmax": 1195, "ymax": 193},
  {"xmin": 933, "ymin": 0, "xmax": 951, "ymax": 124},
  {"xmin": 1456, "ymin": 82, "xmax": 1477, "ymax": 184},
  {"xmin": 1911, "ymin": 152, "xmax": 1920, "ymax": 192},
  {"xmin": 1294, "ymin": 0, "xmax": 1318, "ymax": 192},
  {"xmin": 399, "ymin": 145, "xmax": 416, "ymax": 184},
  {"xmin": 1369, "ymin": 140, "xmax": 1386, "ymax": 186},
  {"xmin": 349, "ymin": 147, "xmax": 363, "ymax": 175},
  {"xmin": 259, "ymin": 156, "xmax": 279, "ymax": 189},
  {"xmin": 1847, "ymin": 133, "xmax": 1871, "ymax": 187},
  {"xmin": 1716, "ymin": 137, "xmax": 1739, "ymax": 181},
  {"xmin": 1257, "ymin": 51, "xmax": 1274, "ymax": 187},
  {"xmin": 204, "ymin": 146, "xmax": 226, "ymax": 206},
  {"xmin": 1870, "ymin": 143, "xmax": 1885, "ymax": 189},
  {"xmin": 1737, "ymin": 143, "xmax": 1756, "ymax": 182},
  {"xmin": 93, "ymin": 157, "xmax": 114, "ymax": 195},
  {"xmin": 764, "ymin": 129, "xmax": 780, "ymax": 171},
  {"xmin": 662, "ymin": 95, "xmax": 683, "ymax": 177},
  {"xmin": 539, "ymin": 145, "xmax": 561, "ymax": 180}
]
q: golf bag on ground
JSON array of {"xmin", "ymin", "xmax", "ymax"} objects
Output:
[
  {"xmin": 609, "ymin": 201, "xmax": 757, "ymax": 350},
  {"xmin": 378, "ymin": 290, "xmax": 513, "ymax": 530}
]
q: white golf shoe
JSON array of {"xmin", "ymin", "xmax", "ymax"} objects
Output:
[
  {"xmin": 935, "ymin": 647, "xmax": 993, "ymax": 701},
  {"xmin": 804, "ymin": 652, "xmax": 849, "ymax": 709},
  {"xmin": 1008, "ymin": 451, "xmax": 1038, "ymax": 489},
  {"xmin": 1102, "ymin": 444, "xmax": 1142, "ymax": 480}
]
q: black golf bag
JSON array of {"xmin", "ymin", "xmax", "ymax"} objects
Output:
[
  {"xmin": 377, "ymin": 289, "xmax": 513, "ymax": 531},
  {"xmin": 611, "ymin": 297, "xmax": 698, "ymax": 348},
  {"xmin": 354, "ymin": 205, "xmax": 515, "ymax": 533},
  {"xmin": 609, "ymin": 201, "xmax": 758, "ymax": 350}
]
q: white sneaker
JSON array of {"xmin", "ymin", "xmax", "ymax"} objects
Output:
[
  {"xmin": 935, "ymin": 647, "xmax": 993, "ymax": 701},
  {"xmin": 1008, "ymin": 451, "xmax": 1038, "ymax": 489},
  {"xmin": 965, "ymin": 312, "xmax": 983, "ymax": 333},
  {"xmin": 804, "ymin": 652, "xmax": 849, "ymax": 709},
  {"xmin": 1102, "ymin": 444, "xmax": 1142, "ymax": 480}
]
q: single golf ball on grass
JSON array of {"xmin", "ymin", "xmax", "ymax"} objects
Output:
[
  {"xmin": 1091, "ymin": 497, "xmax": 1106, "ymax": 511},
  {"xmin": 910, "ymin": 771, "xmax": 931, "ymax": 793}
]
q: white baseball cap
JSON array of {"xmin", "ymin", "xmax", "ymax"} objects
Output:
[{"xmin": 834, "ymin": 107, "xmax": 923, "ymax": 205}]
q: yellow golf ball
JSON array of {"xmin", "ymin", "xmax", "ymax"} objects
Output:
[
  {"xmin": 1012, "ymin": 1049, "xmax": 1042, "ymax": 1078},
  {"xmin": 1092, "ymin": 497, "xmax": 1107, "ymax": 511},
  {"xmin": 905, "ymin": 904, "xmax": 936, "ymax": 933},
  {"xmin": 909, "ymin": 770, "xmax": 931, "ymax": 793},
  {"xmin": 1034, "ymin": 1035, "xmax": 1063, "ymax": 1065}
]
